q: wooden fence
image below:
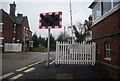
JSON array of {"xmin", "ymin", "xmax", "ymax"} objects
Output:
[
  {"xmin": 55, "ymin": 42, "xmax": 96, "ymax": 65},
  {"xmin": 4, "ymin": 43, "xmax": 22, "ymax": 52}
]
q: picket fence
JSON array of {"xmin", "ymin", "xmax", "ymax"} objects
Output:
[
  {"xmin": 55, "ymin": 42, "xmax": 96, "ymax": 65},
  {"xmin": 4, "ymin": 43, "xmax": 22, "ymax": 52}
]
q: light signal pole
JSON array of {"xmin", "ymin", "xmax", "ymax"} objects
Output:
[
  {"xmin": 69, "ymin": 0, "xmax": 74, "ymax": 43},
  {"xmin": 46, "ymin": 27, "xmax": 50, "ymax": 67}
]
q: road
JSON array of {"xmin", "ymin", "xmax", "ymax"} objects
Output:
[
  {"xmin": 2, "ymin": 52, "xmax": 55, "ymax": 75},
  {"xmin": 1, "ymin": 52, "xmax": 111, "ymax": 80}
]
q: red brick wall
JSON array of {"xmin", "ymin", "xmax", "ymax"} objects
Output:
[
  {"xmin": 0, "ymin": 32, "xmax": 2, "ymax": 37},
  {"xmin": 16, "ymin": 18, "xmax": 30, "ymax": 43},
  {"xmin": 92, "ymin": 9, "xmax": 120, "ymax": 67},
  {"xmin": 28, "ymin": 31, "xmax": 32, "ymax": 41},
  {"xmin": 92, "ymin": 9, "xmax": 120, "ymax": 38},
  {"xmin": 2, "ymin": 12, "xmax": 14, "ymax": 43},
  {"xmin": 16, "ymin": 25, "xmax": 23, "ymax": 43}
]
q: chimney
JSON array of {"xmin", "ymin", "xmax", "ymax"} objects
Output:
[
  {"xmin": 17, "ymin": 13, "xmax": 23, "ymax": 17},
  {"xmin": 88, "ymin": 15, "xmax": 92, "ymax": 21},
  {"xmin": 10, "ymin": 2, "xmax": 16, "ymax": 16}
]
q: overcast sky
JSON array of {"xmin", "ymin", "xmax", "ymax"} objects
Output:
[{"xmin": 1, "ymin": 0, "xmax": 93, "ymax": 39}]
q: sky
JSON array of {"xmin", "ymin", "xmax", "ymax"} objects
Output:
[{"xmin": 0, "ymin": 0, "xmax": 93, "ymax": 39}]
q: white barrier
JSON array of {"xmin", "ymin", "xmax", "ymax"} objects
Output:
[
  {"xmin": 55, "ymin": 42, "xmax": 96, "ymax": 65},
  {"xmin": 4, "ymin": 43, "xmax": 22, "ymax": 52}
]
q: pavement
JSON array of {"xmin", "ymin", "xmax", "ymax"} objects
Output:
[{"xmin": 2, "ymin": 60, "xmax": 115, "ymax": 81}]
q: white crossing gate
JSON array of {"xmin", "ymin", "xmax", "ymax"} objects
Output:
[
  {"xmin": 55, "ymin": 42, "xmax": 96, "ymax": 65},
  {"xmin": 4, "ymin": 43, "xmax": 22, "ymax": 52}
]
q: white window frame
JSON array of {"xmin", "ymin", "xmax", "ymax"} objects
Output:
[
  {"xmin": 92, "ymin": 1, "xmax": 102, "ymax": 22},
  {"xmin": 0, "ymin": 23, "xmax": 3, "ymax": 32},
  {"xmin": 92, "ymin": 1, "xmax": 120, "ymax": 26},
  {"xmin": 0, "ymin": 37, "xmax": 3, "ymax": 47},
  {"xmin": 104, "ymin": 42, "xmax": 111, "ymax": 61}
]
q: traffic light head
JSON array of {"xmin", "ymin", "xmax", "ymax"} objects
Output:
[
  {"xmin": 39, "ymin": 12, "xmax": 62, "ymax": 29},
  {"xmin": 40, "ymin": 14, "xmax": 59, "ymax": 26}
]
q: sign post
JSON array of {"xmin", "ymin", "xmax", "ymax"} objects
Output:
[
  {"xmin": 46, "ymin": 28, "xmax": 50, "ymax": 67},
  {"xmin": 39, "ymin": 12, "xmax": 62, "ymax": 67}
]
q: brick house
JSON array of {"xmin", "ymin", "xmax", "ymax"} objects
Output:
[
  {"xmin": 0, "ymin": 23, "xmax": 3, "ymax": 52},
  {"xmin": 89, "ymin": 0, "xmax": 120, "ymax": 79},
  {"xmin": 0, "ymin": 10, "xmax": 3, "ymax": 52},
  {"xmin": 0, "ymin": 2, "xmax": 33, "ymax": 52}
]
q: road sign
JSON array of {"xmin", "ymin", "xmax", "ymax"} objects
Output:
[
  {"xmin": 68, "ymin": 44, "xmax": 80, "ymax": 49},
  {"xmin": 39, "ymin": 11, "xmax": 62, "ymax": 67},
  {"xmin": 39, "ymin": 12, "xmax": 62, "ymax": 29}
]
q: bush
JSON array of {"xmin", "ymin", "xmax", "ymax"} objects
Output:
[{"xmin": 32, "ymin": 47, "xmax": 47, "ymax": 52}]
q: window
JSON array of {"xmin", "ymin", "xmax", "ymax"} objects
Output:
[
  {"xmin": 13, "ymin": 24, "xmax": 16, "ymax": 33},
  {"xmin": 0, "ymin": 23, "xmax": 3, "ymax": 32},
  {"xmin": 0, "ymin": 39, "xmax": 2, "ymax": 45},
  {"xmin": 93, "ymin": 2, "xmax": 101, "ymax": 20},
  {"xmin": 102, "ymin": 1, "xmax": 112, "ymax": 15},
  {"xmin": 113, "ymin": 1, "xmax": 120, "ymax": 7},
  {"xmin": 104, "ymin": 42, "xmax": 111, "ymax": 61}
]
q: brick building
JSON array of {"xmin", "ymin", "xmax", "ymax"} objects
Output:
[
  {"xmin": 89, "ymin": 0, "xmax": 120, "ymax": 79},
  {"xmin": 0, "ymin": 23, "xmax": 3, "ymax": 52},
  {"xmin": 0, "ymin": 10, "xmax": 3, "ymax": 52},
  {"xmin": 0, "ymin": 2, "xmax": 33, "ymax": 52}
]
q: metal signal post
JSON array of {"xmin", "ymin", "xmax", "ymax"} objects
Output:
[
  {"xmin": 46, "ymin": 27, "xmax": 50, "ymax": 67},
  {"xmin": 69, "ymin": 0, "xmax": 74, "ymax": 43}
]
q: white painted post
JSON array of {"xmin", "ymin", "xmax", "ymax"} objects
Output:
[
  {"xmin": 58, "ymin": 42, "xmax": 60, "ymax": 64},
  {"xmin": 79, "ymin": 42, "xmax": 81, "ymax": 64},
  {"xmin": 75, "ymin": 42, "xmax": 77, "ymax": 64},
  {"xmin": 62, "ymin": 42, "xmax": 65, "ymax": 64},
  {"xmin": 68, "ymin": 42, "xmax": 70, "ymax": 64},
  {"xmin": 83, "ymin": 42, "xmax": 84, "ymax": 64},
  {"xmin": 91, "ymin": 42, "xmax": 94, "ymax": 65},
  {"xmin": 89, "ymin": 43, "xmax": 91, "ymax": 65},
  {"xmin": 93, "ymin": 43, "xmax": 96, "ymax": 65},
  {"xmin": 85, "ymin": 44, "xmax": 86, "ymax": 64},
  {"xmin": 64, "ymin": 42, "xmax": 67, "ymax": 64},
  {"xmin": 71, "ymin": 42, "xmax": 73, "ymax": 64},
  {"xmin": 55, "ymin": 41, "xmax": 58, "ymax": 64},
  {"xmin": 66, "ymin": 42, "xmax": 68, "ymax": 64},
  {"xmin": 59, "ymin": 42, "xmax": 61, "ymax": 64},
  {"xmin": 61, "ymin": 42, "xmax": 63, "ymax": 64}
]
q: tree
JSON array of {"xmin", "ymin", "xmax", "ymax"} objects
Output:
[
  {"xmin": 46, "ymin": 34, "xmax": 56, "ymax": 51},
  {"xmin": 73, "ymin": 26, "xmax": 85, "ymax": 42},
  {"xmin": 32, "ymin": 33, "xmax": 39, "ymax": 47},
  {"xmin": 57, "ymin": 32, "xmax": 70, "ymax": 42},
  {"xmin": 38, "ymin": 35, "xmax": 46, "ymax": 47},
  {"xmin": 72, "ymin": 15, "xmax": 92, "ymax": 42}
]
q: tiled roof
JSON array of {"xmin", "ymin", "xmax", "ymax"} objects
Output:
[
  {"xmin": 0, "ymin": 9, "xmax": 27, "ymax": 25},
  {"xmin": 13, "ymin": 16, "xmax": 26, "ymax": 25}
]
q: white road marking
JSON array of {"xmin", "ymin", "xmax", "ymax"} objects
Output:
[
  {"xmin": 28, "ymin": 60, "xmax": 44, "ymax": 67},
  {"xmin": 50, "ymin": 60, "xmax": 55, "ymax": 65},
  {"xmin": 24, "ymin": 68, "xmax": 35, "ymax": 73},
  {"xmin": 16, "ymin": 67, "xmax": 28, "ymax": 72},
  {"xmin": 9, "ymin": 74, "xmax": 23, "ymax": 81},
  {"xmin": 0, "ymin": 72, "xmax": 14, "ymax": 79}
]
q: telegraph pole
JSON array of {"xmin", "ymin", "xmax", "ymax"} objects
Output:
[
  {"xmin": 69, "ymin": 0, "xmax": 74, "ymax": 43},
  {"xmin": 64, "ymin": 26, "xmax": 66, "ymax": 41}
]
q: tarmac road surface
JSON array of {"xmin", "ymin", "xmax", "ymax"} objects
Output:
[{"xmin": 2, "ymin": 52, "xmax": 55, "ymax": 75}]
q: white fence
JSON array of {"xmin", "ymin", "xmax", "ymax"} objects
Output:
[
  {"xmin": 4, "ymin": 43, "xmax": 22, "ymax": 52},
  {"xmin": 55, "ymin": 42, "xmax": 96, "ymax": 65}
]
